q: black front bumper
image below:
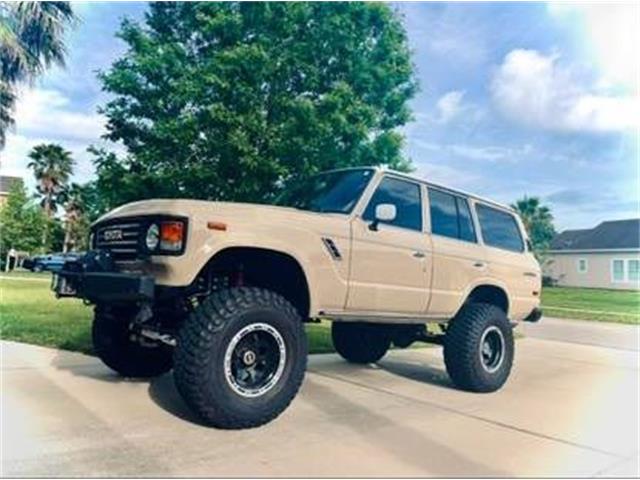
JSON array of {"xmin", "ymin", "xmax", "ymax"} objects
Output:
[{"xmin": 53, "ymin": 251, "xmax": 154, "ymax": 303}]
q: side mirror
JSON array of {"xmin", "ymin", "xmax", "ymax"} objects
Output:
[{"xmin": 369, "ymin": 203, "xmax": 396, "ymax": 231}]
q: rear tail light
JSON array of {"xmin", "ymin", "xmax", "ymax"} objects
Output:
[{"xmin": 160, "ymin": 221, "xmax": 184, "ymax": 252}]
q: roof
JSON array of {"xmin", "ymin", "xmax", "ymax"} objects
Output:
[
  {"xmin": 0, "ymin": 176, "xmax": 23, "ymax": 195},
  {"xmin": 329, "ymin": 166, "xmax": 515, "ymax": 213},
  {"xmin": 550, "ymin": 219, "xmax": 640, "ymax": 251}
]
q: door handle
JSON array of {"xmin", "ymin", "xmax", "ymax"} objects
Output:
[
  {"xmin": 523, "ymin": 272, "xmax": 537, "ymax": 277},
  {"xmin": 473, "ymin": 261, "xmax": 486, "ymax": 268},
  {"xmin": 413, "ymin": 251, "xmax": 426, "ymax": 259}
]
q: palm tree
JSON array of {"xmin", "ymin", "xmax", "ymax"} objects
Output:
[
  {"xmin": 511, "ymin": 196, "xmax": 556, "ymax": 256},
  {"xmin": 27, "ymin": 143, "xmax": 74, "ymax": 218},
  {"xmin": 0, "ymin": 2, "xmax": 75, "ymax": 146},
  {"xmin": 59, "ymin": 182, "xmax": 88, "ymax": 252}
]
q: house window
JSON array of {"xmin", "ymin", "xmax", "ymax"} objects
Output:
[
  {"xmin": 628, "ymin": 259, "xmax": 640, "ymax": 282},
  {"xmin": 577, "ymin": 258, "xmax": 588, "ymax": 274},
  {"xmin": 612, "ymin": 259, "xmax": 625, "ymax": 282}
]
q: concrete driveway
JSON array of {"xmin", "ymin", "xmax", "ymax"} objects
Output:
[{"xmin": 2, "ymin": 320, "xmax": 639, "ymax": 477}]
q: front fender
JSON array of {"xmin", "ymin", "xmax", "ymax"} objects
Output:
[{"xmin": 149, "ymin": 219, "xmax": 351, "ymax": 316}]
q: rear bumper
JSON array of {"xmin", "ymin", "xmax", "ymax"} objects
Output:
[
  {"xmin": 52, "ymin": 251, "xmax": 154, "ymax": 303},
  {"xmin": 523, "ymin": 307, "xmax": 543, "ymax": 323}
]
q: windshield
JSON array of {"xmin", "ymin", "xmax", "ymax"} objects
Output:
[{"xmin": 276, "ymin": 168, "xmax": 374, "ymax": 214}]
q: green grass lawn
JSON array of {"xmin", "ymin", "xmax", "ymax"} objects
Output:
[
  {"xmin": 1, "ymin": 272, "xmax": 637, "ymax": 356},
  {"xmin": 0, "ymin": 271, "xmax": 334, "ymax": 355},
  {"xmin": 541, "ymin": 286, "xmax": 640, "ymax": 324}
]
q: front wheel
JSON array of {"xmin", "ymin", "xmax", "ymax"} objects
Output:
[
  {"xmin": 173, "ymin": 287, "xmax": 307, "ymax": 429},
  {"xmin": 443, "ymin": 303, "xmax": 514, "ymax": 392}
]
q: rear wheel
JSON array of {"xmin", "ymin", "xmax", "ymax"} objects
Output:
[
  {"xmin": 332, "ymin": 322, "xmax": 391, "ymax": 364},
  {"xmin": 443, "ymin": 303, "xmax": 514, "ymax": 392},
  {"xmin": 92, "ymin": 305, "xmax": 174, "ymax": 378},
  {"xmin": 173, "ymin": 287, "xmax": 307, "ymax": 429}
]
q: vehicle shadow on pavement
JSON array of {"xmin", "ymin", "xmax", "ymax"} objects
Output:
[
  {"xmin": 50, "ymin": 352, "xmax": 212, "ymax": 427},
  {"xmin": 147, "ymin": 372, "xmax": 211, "ymax": 427},
  {"xmin": 377, "ymin": 357, "xmax": 455, "ymax": 390},
  {"xmin": 51, "ymin": 351, "xmax": 150, "ymax": 384}
]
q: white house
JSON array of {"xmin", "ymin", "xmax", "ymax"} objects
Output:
[{"xmin": 544, "ymin": 219, "xmax": 640, "ymax": 290}]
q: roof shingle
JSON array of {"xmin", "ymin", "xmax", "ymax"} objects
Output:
[{"xmin": 550, "ymin": 219, "xmax": 640, "ymax": 251}]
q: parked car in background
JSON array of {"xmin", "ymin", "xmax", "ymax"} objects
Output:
[{"xmin": 23, "ymin": 252, "xmax": 84, "ymax": 273}]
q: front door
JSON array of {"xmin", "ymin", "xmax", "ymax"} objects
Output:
[{"xmin": 346, "ymin": 176, "xmax": 431, "ymax": 315}]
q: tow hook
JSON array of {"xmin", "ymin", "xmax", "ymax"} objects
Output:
[
  {"xmin": 139, "ymin": 328, "xmax": 177, "ymax": 347},
  {"xmin": 130, "ymin": 303, "xmax": 177, "ymax": 346}
]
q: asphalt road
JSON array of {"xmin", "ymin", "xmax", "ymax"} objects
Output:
[{"xmin": 2, "ymin": 319, "xmax": 639, "ymax": 477}]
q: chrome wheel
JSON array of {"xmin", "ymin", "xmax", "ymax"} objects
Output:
[
  {"xmin": 223, "ymin": 322, "xmax": 286, "ymax": 398},
  {"xmin": 479, "ymin": 326, "xmax": 505, "ymax": 373}
]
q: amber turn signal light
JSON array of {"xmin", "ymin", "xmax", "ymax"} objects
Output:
[{"xmin": 207, "ymin": 221, "xmax": 227, "ymax": 231}]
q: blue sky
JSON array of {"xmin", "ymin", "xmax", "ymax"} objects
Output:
[{"xmin": 1, "ymin": 1, "xmax": 638, "ymax": 231}]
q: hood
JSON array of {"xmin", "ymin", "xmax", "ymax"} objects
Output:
[{"xmin": 94, "ymin": 199, "xmax": 345, "ymax": 226}]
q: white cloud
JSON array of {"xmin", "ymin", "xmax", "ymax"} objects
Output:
[
  {"xmin": 415, "ymin": 140, "xmax": 532, "ymax": 163},
  {"xmin": 0, "ymin": 133, "xmax": 99, "ymax": 191},
  {"xmin": 0, "ymin": 87, "xmax": 111, "ymax": 190},
  {"xmin": 547, "ymin": 3, "xmax": 639, "ymax": 90},
  {"xmin": 491, "ymin": 49, "xmax": 639, "ymax": 133},
  {"xmin": 436, "ymin": 90, "xmax": 465, "ymax": 124},
  {"xmin": 414, "ymin": 161, "xmax": 481, "ymax": 190},
  {"xmin": 12, "ymin": 88, "xmax": 105, "ymax": 142}
]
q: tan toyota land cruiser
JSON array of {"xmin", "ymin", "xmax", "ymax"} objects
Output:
[{"xmin": 53, "ymin": 167, "xmax": 541, "ymax": 429}]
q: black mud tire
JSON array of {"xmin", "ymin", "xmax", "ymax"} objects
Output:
[
  {"xmin": 92, "ymin": 306, "xmax": 174, "ymax": 378},
  {"xmin": 173, "ymin": 287, "xmax": 307, "ymax": 429},
  {"xmin": 443, "ymin": 302, "xmax": 514, "ymax": 392},
  {"xmin": 331, "ymin": 322, "xmax": 391, "ymax": 364}
]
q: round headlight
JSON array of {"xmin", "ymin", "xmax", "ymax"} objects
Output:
[{"xmin": 145, "ymin": 223, "xmax": 160, "ymax": 251}]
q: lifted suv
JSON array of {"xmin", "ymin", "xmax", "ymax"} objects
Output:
[{"xmin": 53, "ymin": 167, "xmax": 541, "ymax": 429}]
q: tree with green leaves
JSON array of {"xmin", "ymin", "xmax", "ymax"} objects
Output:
[
  {"xmin": 95, "ymin": 2, "xmax": 417, "ymax": 209},
  {"xmin": 0, "ymin": 181, "xmax": 48, "ymax": 261},
  {"xmin": 511, "ymin": 196, "xmax": 556, "ymax": 258},
  {"xmin": 0, "ymin": 2, "xmax": 75, "ymax": 146}
]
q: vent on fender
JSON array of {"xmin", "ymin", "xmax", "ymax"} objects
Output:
[{"xmin": 322, "ymin": 237, "xmax": 342, "ymax": 261}]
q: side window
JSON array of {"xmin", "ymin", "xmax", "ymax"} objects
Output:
[
  {"xmin": 428, "ymin": 189, "xmax": 476, "ymax": 242},
  {"xmin": 362, "ymin": 177, "xmax": 422, "ymax": 231},
  {"xmin": 476, "ymin": 204, "xmax": 524, "ymax": 252},
  {"xmin": 456, "ymin": 197, "xmax": 476, "ymax": 242}
]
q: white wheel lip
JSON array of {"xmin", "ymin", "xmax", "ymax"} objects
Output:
[
  {"xmin": 223, "ymin": 322, "xmax": 287, "ymax": 398},
  {"xmin": 479, "ymin": 325, "xmax": 505, "ymax": 374}
]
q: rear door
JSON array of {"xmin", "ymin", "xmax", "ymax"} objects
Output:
[
  {"xmin": 426, "ymin": 188, "xmax": 486, "ymax": 317},
  {"xmin": 346, "ymin": 176, "xmax": 431, "ymax": 315},
  {"xmin": 474, "ymin": 203, "xmax": 540, "ymax": 319}
]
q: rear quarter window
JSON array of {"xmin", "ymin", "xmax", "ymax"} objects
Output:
[{"xmin": 476, "ymin": 204, "xmax": 524, "ymax": 252}]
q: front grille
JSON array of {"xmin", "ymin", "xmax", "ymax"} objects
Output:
[{"xmin": 94, "ymin": 220, "xmax": 142, "ymax": 260}]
